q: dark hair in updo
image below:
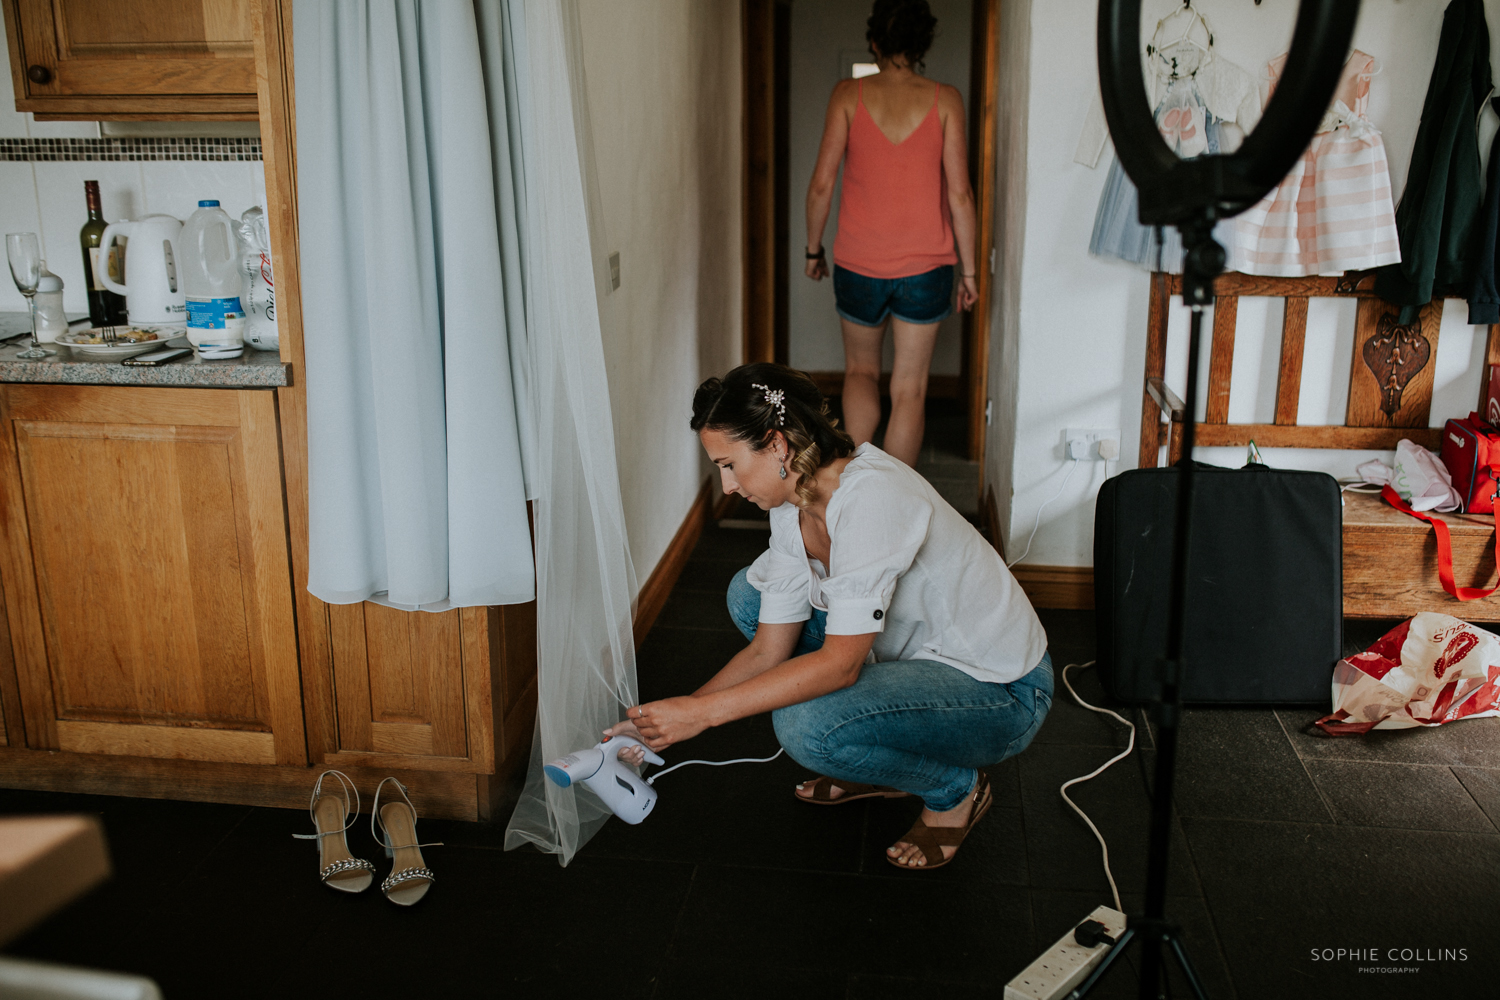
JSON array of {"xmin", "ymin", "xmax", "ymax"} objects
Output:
[
  {"xmin": 867, "ymin": 0, "xmax": 938, "ymax": 73},
  {"xmin": 691, "ymin": 363, "xmax": 856, "ymax": 508}
]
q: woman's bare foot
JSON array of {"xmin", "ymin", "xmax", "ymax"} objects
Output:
[{"xmin": 886, "ymin": 793, "xmax": 975, "ymax": 867}]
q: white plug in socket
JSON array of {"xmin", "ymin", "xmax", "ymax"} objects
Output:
[
  {"xmin": 1065, "ymin": 428, "xmax": 1121, "ymax": 462},
  {"xmin": 1004, "ymin": 905, "xmax": 1127, "ymax": 1000}
]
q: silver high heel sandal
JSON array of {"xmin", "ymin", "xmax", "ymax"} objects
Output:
[
  {"xmin": 371, "ymin": 777, "xmax": 442, "ymax": 906},
  {"xmin": 292, "ymin": 770, "xmax": 376, "ymax": 893}
]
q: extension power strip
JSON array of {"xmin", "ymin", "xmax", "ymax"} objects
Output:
[{"xmin": 1004, "ymin": 905, "xmax": 1127, "ymax": 1000}]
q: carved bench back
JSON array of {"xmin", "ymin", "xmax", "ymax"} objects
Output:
[{"xmin": 1136, "ymin": 271, "xmax": 1468, "ymax": 468}]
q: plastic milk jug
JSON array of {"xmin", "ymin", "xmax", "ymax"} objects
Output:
[{"xmin": 181, "ymin": 200, "xmax": 245, "ymax": 350}]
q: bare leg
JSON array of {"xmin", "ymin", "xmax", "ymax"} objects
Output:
[
  {"xmin": 840, "ymin": 316, "xmax": 886, "ymax": 448},
  {"xmin": 882, "ymin": 317, "xmax": 940, "ymax": 467}
]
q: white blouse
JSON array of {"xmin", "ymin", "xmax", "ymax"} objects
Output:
[{"xmin": 746, "ymin": 444, "xmax": 1047, "ymax": 685}]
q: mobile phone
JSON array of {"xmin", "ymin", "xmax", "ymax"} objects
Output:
[{"xmin": 121, "ymin": 347, "xmax": 193, "ymax": 367}]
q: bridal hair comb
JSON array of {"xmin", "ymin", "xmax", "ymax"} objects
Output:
[{"xmin": 752, "ymin": 383, "xmax": 786, "ymax": 425}]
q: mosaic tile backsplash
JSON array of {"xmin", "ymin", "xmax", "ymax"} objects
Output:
[{"xmin": 0, "ymin": 137, "xmax": 261, "ymax": 162}]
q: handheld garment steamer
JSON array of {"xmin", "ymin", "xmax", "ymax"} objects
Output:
[
  {"xmin": 545, "ymin": 735, "xmax": 783, "ymax": 824},
  {"xmin": 544, "ymin": 735, "xmax": 664, "ymax": 825}
]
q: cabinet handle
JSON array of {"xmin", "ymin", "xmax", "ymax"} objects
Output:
[{"xmin": 26, "ymin": 65, "xmax": 52, "ymax": 85}]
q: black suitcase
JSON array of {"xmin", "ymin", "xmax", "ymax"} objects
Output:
[{"xmin": 1093, "ymin": 463, "xmax": 1342, "ymax": 704}]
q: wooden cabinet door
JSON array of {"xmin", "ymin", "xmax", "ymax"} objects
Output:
[
  {"xmin": 3, "ymin": 0, "xmax": 257, "ymax": 119},
  {"xmin": 319, "ymin": 602, "xmax": 536, "ymax": 774},
  {"xmin": 0, "ymin": 385, "xmax": 304, "ymax": 764}
]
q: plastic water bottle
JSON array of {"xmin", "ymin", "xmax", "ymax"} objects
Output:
[{"xmin": 181, "ymin": 200, "xmax": 245, "ymax": 351}]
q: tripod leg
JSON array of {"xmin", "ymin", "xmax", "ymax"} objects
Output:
[
  {"xmin": 1067, "ymin": 927, "xmax": 1134, "ymax": 999},
  {"xmin": 1167, "ymin": 930, "xmax": 1210, "ymax": 1000}
]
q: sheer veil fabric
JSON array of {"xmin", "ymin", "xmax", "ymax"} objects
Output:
[
  {"xmin": 298, "ymin": 0, "xmax": 639, "ymax": 863},
  {"xmin": 501, "ymin": 0, "xmax": 640, "ymax": 864},
  {"xmin": 295, "ymin": 0, "xmax": 535, "ymax": 609}
]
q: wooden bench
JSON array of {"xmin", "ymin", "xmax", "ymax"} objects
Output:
[{"xmin": 1139, "ymin": 271, "xmax": 1500, "ymax": 621}]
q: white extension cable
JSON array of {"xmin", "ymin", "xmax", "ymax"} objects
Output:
[
  {"xmin": 645, "ymin": 748, "xmax": 783, "ymax": 784},
  {"xmin": 1008, "ymin": 458, "xmax": 1082, "ymax": 569},
  {"xmin": 1058, "ymin": 660, "xmax": 1137, "ymax": 914}
]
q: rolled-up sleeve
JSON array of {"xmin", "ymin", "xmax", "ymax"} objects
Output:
[
  {"xmin": 821, "ymin": 485, "xmax": 932, "ymax": 635},
  {"xmin": 746, "ymin": 510, "xmax": 813, "ymax": 624}
]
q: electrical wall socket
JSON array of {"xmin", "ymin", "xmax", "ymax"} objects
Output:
[
  {"xmin": 1004, "ymin": 905, "xmax": 1127, "ymax": 1000},
  {"xmin": 1065, "ymin": 428, "xmax": 1121, "ymax": 462}
]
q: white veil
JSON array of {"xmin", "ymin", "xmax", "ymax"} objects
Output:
[{"xmin": 501, "ymin": 0, "xmax": 640, "ymax": 865}]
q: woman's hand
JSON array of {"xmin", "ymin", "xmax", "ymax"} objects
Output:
[
  {"xmin": 805, "ymin": 251, "xmax": 829, "ymax": 281},
  {"xmin": 600, "ymin": 718, "xmax": 649, "ymax": 765},
  {"xmin": 957, "ymin": 274, "xmax": 979, "ymax": 311},
  {"xmin": 611, "ymin": 696, "xmax": 711, "ymax": 752}
]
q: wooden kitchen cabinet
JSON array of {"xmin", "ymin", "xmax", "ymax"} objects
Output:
[
  {"xmin": 0, "ymin": 384, "xmax": 304, "ymax": 765},
  {"xmin": 317, "ymin": 601, "xmax": 537, "ymax": 777},
  {"xmin": 3, "ymin": 0, "xmax": 258, "ymax": 119}
]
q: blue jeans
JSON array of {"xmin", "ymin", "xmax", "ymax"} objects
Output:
[
  {"xmin": 727, "ymin": 568, "xmax": 1053, "ymax": 811},
  {"xmin": 833, "ymin": 264, "xmax": 954, "ymax": 327}
]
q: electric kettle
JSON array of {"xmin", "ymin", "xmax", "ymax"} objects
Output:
[{"xmin": 98, "ymin": 215, "xmax": 188, "ymax": 326}]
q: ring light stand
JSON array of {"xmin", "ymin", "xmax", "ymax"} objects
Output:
[{"xmin": 1080, "ymin": 3, "xmax": 1361, "ymax": 997}]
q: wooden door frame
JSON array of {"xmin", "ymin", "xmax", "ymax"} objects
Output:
[{"xmin": 742, "ymin": 0, "xmax": 1000, "ymax": 464}]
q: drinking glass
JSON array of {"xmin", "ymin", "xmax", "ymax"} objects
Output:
[{"xmin": 6, "ymin": 232, "xmax": 53, "ymax": 359}]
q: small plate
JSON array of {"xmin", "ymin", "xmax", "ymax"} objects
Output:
[{"xmin": 56, "ymin": 328, "xmax": 177, "ymax": 359}]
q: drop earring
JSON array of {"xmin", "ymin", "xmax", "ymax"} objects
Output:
[{"xmin": 779, "ymin": 458, "xmax": 787, "ymax": 480}]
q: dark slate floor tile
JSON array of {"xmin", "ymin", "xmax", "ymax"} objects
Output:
[
  {"xmin": 672, "ymin": 556, "xmax": 751, "ymax": 593},
  {"xmin": 583, "ymin": 731, "xmax": 867, "ymax": 874},
  {"xmin": 657, "ymin": 961, "xmax": 846, "ymax": 1000},
  {"xmin": 665, "ymin": 864, "xmax": 1034, "ymax": 986},
  {"xmin": 1276, "ymin": 710, "xmax": 1500, "ymax": 767},
  {"xmin": 1182, "ymin": 817, "xmax": 1500, "ymax": 998},
  {"xmin": 0, "ymin": 789, "xmax": 252, "ymax": 895},
  {"xmin": 1172, "ymin": 708, "xmax": 1334, "ymax": 824},
  {"xmin": 636, "ymin": 625, "xmax": 748, "ymax": 700},
  {"xmin": 1031, "ymin": 659, "xmax": 1144, "ymax": 751},
  {"xmin": 1018, "ymin": 742, "xmax": 1200, "ymax": 897},
  {"xmin": 1453, "ymin": 766, "xmax": 1500, "ymax": 828},
  {"xmin": 653, "ymin": 585, "xmax": 741, "ymax": 632},
  {"xmin": 1028, "ymin": 889, "xmax": 1237, "ymax": 1000},
  {"xmin": 691, "ymin": 523, "xmax": 774, "ymax": 565},
  {"xmin": 1035, "ymin": 609, "xmax": 1098, "ymax": 673},
  {"xmin": 847, "ymin": 974, "xmax": 1005, "ymax": 999},
  {"xmin": 1304, "ymin": 760, "xmax": 1496, "ymax": 833}
]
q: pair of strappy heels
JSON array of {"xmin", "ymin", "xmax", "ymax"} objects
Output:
[{"xmin": 293, "ymin": 772, "xmax": 441, "ymax": 906}]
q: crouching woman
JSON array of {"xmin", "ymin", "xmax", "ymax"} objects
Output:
[{"xmin": 609, "ymin": 363, "xmax": 1052, "ymax": 868}]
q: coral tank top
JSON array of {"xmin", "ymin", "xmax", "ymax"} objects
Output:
[{"xmin": 833, "ymin": 81, "xmax": 957, "ymax": 279}]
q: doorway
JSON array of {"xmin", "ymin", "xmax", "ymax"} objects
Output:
[{"xmin": 743, "ymin": 0, "xmax": 999, "ymax": 469}]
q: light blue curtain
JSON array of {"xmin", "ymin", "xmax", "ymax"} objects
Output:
[{"xmin": 295, "ymin": 0, "xmax": 535, "ymax": 608}]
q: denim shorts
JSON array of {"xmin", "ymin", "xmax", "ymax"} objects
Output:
[{"xmin": 833, "ymin": 263, "xmax": 954, "ymax": 327}]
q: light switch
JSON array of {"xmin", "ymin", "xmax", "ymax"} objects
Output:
[{"xmin": 608, "ymin": 251, "xmax": 620, "ymax": 291}]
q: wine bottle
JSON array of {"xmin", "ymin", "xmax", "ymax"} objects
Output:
[{"xmin": 80, "ymin": 180, "xmax": 127, "ymax": 326}]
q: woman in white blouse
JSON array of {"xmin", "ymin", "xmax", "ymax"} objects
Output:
[{"xmin": 607, "ymin": 363, "xmax": 1052, "ymax": 869}]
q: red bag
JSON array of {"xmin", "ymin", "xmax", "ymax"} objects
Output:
[
  {"xmin": 1439, "ymin": 411, "xmax": 1500, "ymax": 514},
  {"xmin": 1316, "ymin": 613, "xmax": 1500, "ymax": 735}
]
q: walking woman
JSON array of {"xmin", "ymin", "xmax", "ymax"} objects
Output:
[
  {"xmin": 804, "ymin": 0, "xmax": 978, "ymax": 468},
  {"xmin": 607, "ymin": 365, "xmax": 1051, "ymax": 869}
]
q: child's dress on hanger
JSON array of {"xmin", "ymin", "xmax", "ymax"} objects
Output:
[
  {"xmin": 1229, "ymin": 51, "xmax": 1400, "ymax": 276},
  {"xmin": 1086, "ymin": 21, "xmax": 1261, "ymax": 272}
]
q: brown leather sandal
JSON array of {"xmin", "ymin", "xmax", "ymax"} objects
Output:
[
  {"xmin": 793, "ymin": 775, "xmax": 912, "ymax": 805},
  {"xmin": 885, "ymin": 772, "xmax": 993, "ymax": 870}
]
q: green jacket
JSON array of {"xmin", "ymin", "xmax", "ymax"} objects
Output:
[{"xmin": 1375, "ymin": 0, "xmax": 1492, "ymax": 322}]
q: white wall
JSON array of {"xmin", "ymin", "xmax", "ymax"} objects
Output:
[
  {"xmin": 996, "ymin": 0, "xmax": 1500, "ymax": 568},
  {"xmin": 577, "ymin": 0, "xmax": 742, "ymax": 588},
  {"xmin": 0, "ymin": 8, "xmax": 265, "ymax": 316},
  {"xmin": 787, "ymin": 0, "xmax": 970, "ymax": 375}
]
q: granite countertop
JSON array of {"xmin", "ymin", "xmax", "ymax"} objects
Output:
[{"xmin": 0, "ymin": 313, "xmax": 289, "ymax": 388}]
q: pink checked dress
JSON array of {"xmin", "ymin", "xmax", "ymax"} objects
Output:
[{"xmin": 1230, "ymin": 51, "xmax": 1401, "ymax": 276}]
